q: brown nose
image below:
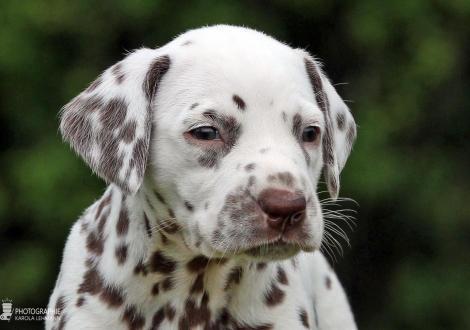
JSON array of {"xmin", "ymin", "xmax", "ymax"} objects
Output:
[{"xmin": 258, "ymin": 189, "xmax": 306, "ymax": 231}]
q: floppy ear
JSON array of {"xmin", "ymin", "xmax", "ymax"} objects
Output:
[
  {"xmin": 304, "ymin": 57, "xmax": 356, "ymax": 200},
  {"xmin": 60, "ymin": 49, "xmax": 171, "ymax": 195}
]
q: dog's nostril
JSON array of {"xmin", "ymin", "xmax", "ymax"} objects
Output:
[
  {"xmin": 291, "ymin": 212, "xmax": 304, "ymax": 222},
  {"xmin": 267, "ymin": 213, "xmax": 281, "ymax": 220}
]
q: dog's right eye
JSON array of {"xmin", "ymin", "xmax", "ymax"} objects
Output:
[{"xmin": 191, "ymin": 126, "xmax": 221, "ymax": 140}]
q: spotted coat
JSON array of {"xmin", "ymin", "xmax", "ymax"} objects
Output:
[{"xmin": 48, "ymin": 25, "xmax": 357, "ymax": 330}]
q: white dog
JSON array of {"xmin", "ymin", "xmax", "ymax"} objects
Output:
[{"xmin": 47, "ymin": 25, "xmax": 357, "ymax": 330}]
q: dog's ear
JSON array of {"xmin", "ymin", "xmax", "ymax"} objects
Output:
[
  {"xmin": 60, "ymin": 49, "xmax": 171, "ymax": 195},
  {"xmin": 304, "ymin": 57, "xmax": 356, "ymax": 200}
]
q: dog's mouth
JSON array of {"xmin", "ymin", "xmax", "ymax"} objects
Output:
[{"xmin": 241, "ymin": 240, "xmax": 302, "ymax": 261}]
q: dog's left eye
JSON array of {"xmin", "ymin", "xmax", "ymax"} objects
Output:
[
  {"xmin": 302, "ymin": 126, "xmax": 320, "ymax": 142},
  {"xmin": 191, "ymin": 126, "xmax": 221, "ymax": 140}
]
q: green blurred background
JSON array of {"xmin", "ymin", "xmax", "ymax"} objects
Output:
[{"xmin": 1, "ymin": 0, "xmax": 469, "ymax": 329}]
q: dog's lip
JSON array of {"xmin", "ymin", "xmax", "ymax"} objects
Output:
[{"xmin": 240, "ymin": 239, "xmax": 302, "ymax": 261}]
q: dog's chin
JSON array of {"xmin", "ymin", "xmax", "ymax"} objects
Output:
[{"xmin": 241, "ymin": 242, "xmax": 302, "ymax": 262}]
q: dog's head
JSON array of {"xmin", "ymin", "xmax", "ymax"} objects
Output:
[{"xmin": 60, "ymin": 25, "xmax": 356, "ymax": 262}]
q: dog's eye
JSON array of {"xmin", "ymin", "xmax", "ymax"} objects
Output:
[
  {"xmin": 191, "ymin": 126, "xmax": 221, "ymax": 140},
  {"xmin": 302, "ymin": 126, "xmax": 320, "ymax": 142}
]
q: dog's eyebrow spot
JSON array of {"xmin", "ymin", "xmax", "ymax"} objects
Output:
[
  {"xmin": 190, "ymin": 103, "xmax": 199, "ymax": 110},
  {"xmin": 260, "ymin": 148, "xmax": 270, "ymax": 154},
  {"xmin": 232, "ymin": 94, "xmax": 246, "ymax": 111},
  {"xmin": 181, "ymin": 40, "xmax": 192, "ymax": 46},
  {"xmin": 282, "ymin": 112, "xmax": 287, "ymax": 122},
  {"xmin": 292, "ymin": 113, "xmax": 302, "ymax": 138}
]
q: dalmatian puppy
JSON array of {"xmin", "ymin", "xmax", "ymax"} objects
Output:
[{"xmin": 47, "ymin": 25, "xmax": 357, "ymax": 330}]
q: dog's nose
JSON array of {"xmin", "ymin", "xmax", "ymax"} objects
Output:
[{"xmin": 258, "ymin": 189, "xmax": 306, "ymax": 230}]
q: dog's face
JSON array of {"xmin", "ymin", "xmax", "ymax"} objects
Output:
[{"xmin": 60, "ymin": 25, "xmax": 356, "ymax": 262}]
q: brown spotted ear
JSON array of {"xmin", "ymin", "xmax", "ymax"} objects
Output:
[
  {"xmin": 304, "ymin": 57, "xmax": 356, "ymax": 199},
  {"xmin": 60, "ymin": 49, "xmax": 170, "ymax": 195}
]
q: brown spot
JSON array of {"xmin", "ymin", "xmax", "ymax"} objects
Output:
[
  {"xmin": 122, "ymin": 305, "xmax": 145, "ymax": 330},
  {"xmin": 150, "ymin": 308, "xmax": 165, "ymax": 329},
  {"xmin": 292, "ymin": 113, "xmax": 303, "ymax": 139},
  {"xmin": 190, "ymin": 103, "xmax": 199, "ymax": 110},
  {"xmin": 116, "ymin": 208, "xmax": 130, "ymax": 236},
  {"xmin": 263, "ymin": 282, "xmax": 285, "ymax": 307},
  {"xmin": 161, "ymin": 277, "xmax": 175, "ymax": 292},
  {"xmin": 325, "ymin": 275, "xmax": 332, "ymax": 289},
  {"xmin": 277, "ymin": 172, "xmax": 295, "ymax": 187},
  {"xmin": 165, "ymin": 304, "xmax": 176, "ymax": 321},
  {"xmin": 224, "ymin": 266, "xmax": 243, "ymax": 290},
  {"xmin": 184, "ymin": 201, "xmax": 194, "ymax": 212},
  {"xmin": 132, "ymin": 138, "xmax": 148, "ymax": 179},
  {"xmin": 161, "ymin": 221, "xmax": 181, "ymax": 235},
  {"xmin": 78, "ymin": 264, "xmax": 104, "ymax": 295},
  {"xmin": 76, "ymin": 296, "xmax": 85, "ymax": 307},
  {"xmin": 145, "ymin": 194, "xmax": 155, "ymax": 210},
  {"xmin": 86, "ymin": 231, "xmax": 104, "ymax": 255},
  {"xmin": 85, "ymin": 76, "xmax": 103, "ymax": 93},
  {"xmin": 299, "ymin": 308, "xmax": 310, "ymax": 329},
  {"xmin": 245, "ymin": 163, "xmax": 256, "ymax": 172},
  {"xmin": 120, "ymin": 121, "xmax": 137, "ymax": 144},
  {"xmin": 151, "ymin": 283, "xmax": 159, "ymax": 296},
  {"xmin": 257, "ymin": 263, "xmax": 267, "ymax": 271},
  {"xmin": 144, "ymin": 213, "xmax": 151, "ymax": 237},
  {"xmin": 100, "ymin": 98, "xmax": 128, "ymax": 130},
  {"xmin": 111, "ymin": 63, "xmax": 125, "ymax": 84},
  {"xmin": 277, "ymin": 266, "xmax": 288, "ymax": 285},
  {"xmin": 179, "ymin": 296, "xmax": 211, "ymax": 329},
  {"xmin": 55, "ymin": 296, "xmax": 66, "ymax": 313},
  {"xmin": 232, "ymin": 94, "xmax": 246, "ymax": 110},
  {"xmin": 198, "ymin": 149, "xmax": 220, "ymax": 168},
  {"xmin": 57, "ymin": 314, "xmax": 68, "ymax": 330},
  {"xmin": 97, "ymin": 210, "xmax": 109, "ymax": 234},
  {"xmin": 336, "ymin": 111, "xmax": 346, "ymax": 130},
  {"xmin": 134, "ymin": 259, "xmax": 148, "ymax": 276},
  {"xmin": 148, "ymin": 251, "xmax": 176, "ymax": 274},
  {"xmin": 100, "ymin": 285, "xmax": 124, "ymax": 308},
  {"xmin": 115, "ymin": 243, "xmax": 128, "ymax": 265},
  {"xmin": 267, "ymin": 172, "xmax": 295, "ymax": 187},
  {"xmin": 247, "ymin": 176, "xmax": 256, "ymax": 188},
  {"xmin": 154, "ymin": 190, "xmax": 166, "ymax": 204},
  {"xmin": 190, "ymin": 273, "xmax": 205, "ymax": 294},
  {"xmin": 145, "ymin": 55, "xmax": 171, "ymax": 101},
  {"xmin": 96, "ymin": 191, "xmax": 113, "ymax": 220},
  {"xmin": 186, "ymin": 256, "xmax": 211, "ymax": 273}
]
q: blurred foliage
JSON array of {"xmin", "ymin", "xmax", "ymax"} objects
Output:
[{"xmin": 0, "ymin": 0, "xmax": 469, "ymax": 329}]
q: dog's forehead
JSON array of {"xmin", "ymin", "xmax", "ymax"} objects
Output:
[{"xmin": 158, "ymin": 26, "xmax": 317, "ymax": 116}]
